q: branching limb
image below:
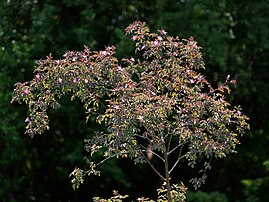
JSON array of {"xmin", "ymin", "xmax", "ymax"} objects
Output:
[
  {"xmin": 139, "ymin": 149, "xmax": 165, "ymax": 181},
  {"xmin": 169, "ymin": 145, "xmax": 185, "ymax": 174},
  {"xmin": 168, "ymin": 143, "xmax": 181, "ymax": 155}
]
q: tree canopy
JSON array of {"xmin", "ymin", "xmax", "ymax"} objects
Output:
[
  {"xmin": 11, "ymin": 21, "xmax": 249, "ymax": 201},
  {"xmin": 1, "ymin": 0, "xmax": 269, "ymax": 201}
]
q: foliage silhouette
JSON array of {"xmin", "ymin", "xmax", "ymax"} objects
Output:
[{"xmin": 11, "ymin": 21, "xmax": 249, "ymax": 201}]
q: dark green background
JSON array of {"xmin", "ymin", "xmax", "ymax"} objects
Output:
[{"xmin": 1, "ymin": 0, "xmax": 269, "ymax": 201}]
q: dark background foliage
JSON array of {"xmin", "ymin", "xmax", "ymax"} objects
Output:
[{"xmin": 1, "ymin": 0, "xmax": 268, "ymax": 201}]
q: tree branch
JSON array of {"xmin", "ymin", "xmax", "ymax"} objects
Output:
[
  {"xmin": 140, "ymin": 149, "xmax": 165, "ymax": 181},
  {"xmin": 168, "ymin": 143, "xmax": 181, "ymax": 155},
  {"xmin": 96, "ymin": 151, "xmax": 127, "ymax": 166},
  {"xmin": 169, "ymin": 145, "xmax": 185, "ymax": 174},
  {"xmin": 167, "ymin": 134, "xmax": 173, "ymax": 151}
]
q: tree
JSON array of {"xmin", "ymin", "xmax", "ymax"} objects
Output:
[{"xmin": 11, "ymin": 21, "xmax": 249, "ymax": 201}]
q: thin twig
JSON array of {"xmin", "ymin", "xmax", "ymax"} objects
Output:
[
  {"xmin": 169, "ymin": 145, "xmax": 185, "ymax": 174},
  {"xmin": 168, "ymin": 143, "xmax": 181, "ymax": 155},
  {"xmin": 96, "ymin": 152, "xmax": 127, "ymax": 166}
]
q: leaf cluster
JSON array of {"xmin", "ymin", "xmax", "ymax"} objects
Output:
[{"xmin": 92, "ymin": 183, "xmax": 186, "ymax": 202}]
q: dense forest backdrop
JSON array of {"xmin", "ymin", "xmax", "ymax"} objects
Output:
[{"xmin": 1, "ymin": 0, "xmax": 269, "ymax": 201}]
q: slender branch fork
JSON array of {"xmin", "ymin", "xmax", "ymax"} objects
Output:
[
  {"xmin": 169, "ymin": 144, "xmax": 185, "ymax": 174},
  {"xmin": 168, "ymin": 143, "xmax": 181, "ymax": 155}
]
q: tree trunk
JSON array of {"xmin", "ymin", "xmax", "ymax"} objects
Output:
[{"xmin": 164, "ymin": 148, "xmax": 172, "ymax": 202}]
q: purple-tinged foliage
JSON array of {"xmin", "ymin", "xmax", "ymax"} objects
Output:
[
  {"xmin": 11, "ymin": 21, "xmax": 249, "ymax": 200},
  {"xmin": 12, "ymin": 45, "xmax": 128, "ymax": 136}
]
